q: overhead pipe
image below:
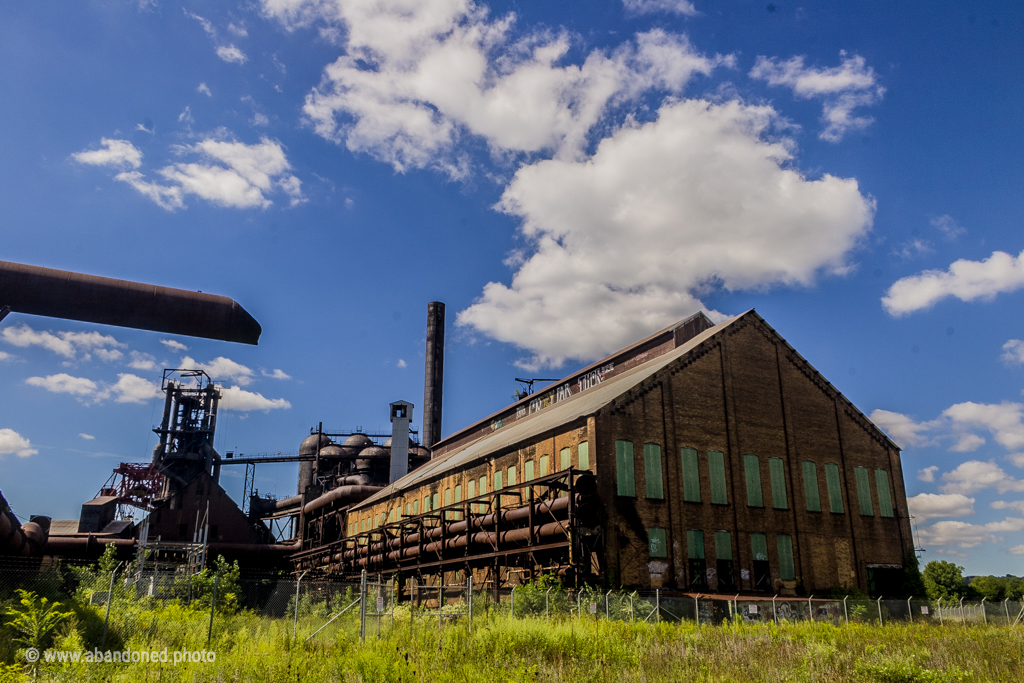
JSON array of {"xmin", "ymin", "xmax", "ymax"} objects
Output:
[
  {"xmin": 0, "ymin": 260, "xmax": 261, "ymax": 344},
  {"xmin": 302, "ymin": 485, "xmax": 383, "ymax": 515}
]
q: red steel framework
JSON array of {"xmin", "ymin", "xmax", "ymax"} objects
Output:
[{"xmin": 99, "ymin": 462, "xmax": 164, "ymax": 519}]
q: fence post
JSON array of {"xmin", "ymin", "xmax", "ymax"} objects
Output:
[
  {"xmin": 606, "ymin": 590, "xmax": 611, "ymax": 620},
  {"xmin": 293, "ymin": 571, "xmax": 307, "ymax": 641},
  {"xmin": 843, "ymin": 596, "xmax": 848, "ymax": 625},
  {"xmin": 808, "ymin": 595, "xmax": 814, "ymax": 622},
  {"xmin": 772, "ymin": 594, "xmax": 777, "ymax": 625},
  {"xmin": 359, "ymin": 570, "xmax": 367, "ymax": 642},
  {"xmin": 630, "ymin": 592, "xmax": 636, "ymax": 622},
  {"xmin": 1004, "ymin": 597, "xmax": 1011, "ymax": 624},
  {"xmin": 877, "ymin": 596, "xmax": 883, "ymax": 625},
  {"xmin": 959, "ymin": 596, "xmax": 965, "ymax": 623},
  {"xmin": 695, "ymin": 594, "xmax": 701, "ymax": 626},
  {"xmin": 546, "ymin": 587, "xmax": 552, "ymax": 619},
  {"xmin": 577, "ymin": 590, "xmax": 581, "ymax": 620},
  {"xmin": 410, "ymin": 578, "xmax": 416, "ymax": 638},
  {"xmin": 657, "ymin": 590, "xmax": 661, "ymax": 623},
  {"xmin": 468, "ymin": 575, "xmax": 473, "ymax": 632},
  {"xmin": 207, "ymin": 574, "xmax": 219, "ymax": 646},
  {"xmin": 510, "ymin": 586, "xmax": 515, "ymax": 618},
  {"xmin": 938, "ymin": 598, "xmax": 944, "ymax": 626},
  {"xmin": 981, "ymin": 597, "xmax": 987, "ymax": 625},
  {"xmin": 908, "ymin": 597, "xmax": 913, "ymax": 623},
  {"xmin": 100, "ymin": 562, "xmax": 122, "ymax": 649}
]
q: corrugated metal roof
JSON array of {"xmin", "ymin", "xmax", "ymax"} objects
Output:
[
  {"xmin": 48, "ymin": 520, "xmax": 81, "ymax": 536},
  {"xmin": 355, "ymin": 313, "xmax": 745, "ymax": 509}
]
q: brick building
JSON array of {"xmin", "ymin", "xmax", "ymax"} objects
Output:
[{"xmin": 323, "ymin": 310, "xmax": 912, "ymax": 596}]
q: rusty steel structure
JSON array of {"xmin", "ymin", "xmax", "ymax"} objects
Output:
[
  {"xmin": 0, "ymin": 259, "xmax": 261, "ymax": 344},
  {"xmin": 291, "ymin": 469, "xmax": 602, "ymax": 587},
  {"xmin": 97, "ymin": 463, "xmax": 164, "ymax": 519}
]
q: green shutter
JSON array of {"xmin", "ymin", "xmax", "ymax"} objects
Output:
[
  {"xmin": 649, "ymin": 527, "xmax": 667, "ymax": 558},
  {"xmin": 769, "ymin": 457, "xmax": 788, "ymax": 509},
  {"xmin": 432, "ymin": 492, "xmax": 439, "ymax": 510},
  {"xmin": 455, "ymin": 485, "xmax": 462, "ymax": 503},
  {"xmin": 414, "ymin": 499, "xmax": 419, "ymax": 515},
  {"xmin": 715, "ymin": 531, "xmax": 732, "ymax": 560},
  {"xmin": 616, "ymin": 440, "xmax": 636, "ymax": 497},
  {"xmin": 644, "ymin": 443, "xmax": 664, "ymax": 499},
  {"xmin": 507, "ymin": 465, "xmax": 517, "ymax": 487},
  {"xmin": 777, "ymin": 534, "xmax": 795, "ymax": 580},
  {"xmin": 855, "ymin": 467, "xmax": 873, "ymax": 515},
  {"xmin": 709, "ymin": 450, "xmax": 728, "ymax": 504},
  {"xmin": 681, "ymin": 447, "xmax": 701, "ymax": 502},
  {"xmin": 494, "ymin": 471, "xmax": 502, "ymax": 490},
  {"xmin": 445, "ymin": 489, "xmax": 452, "ymax": 506},
  {"xmin": 524, "ymin": 460, "xmax": 534, "ymax": 482},
  {"xmin": 560, "ymin": 447, "xmax": 571, "ymax": 471},
  {"xmin": 468, "ymin": 480, "xmax": 476, "ymax": 499},
  {"xmin": 875, "ymin": 469, "xmax": 894, "ymax": 518},
  {"xmin": 802, "ymin": 461, "xmax": 821, "ymax": 512},
  {"xmin": 578, "ymin": 442, "xmax": 590, "ymax": 470},
  {"xmin": 825, "ymin": 463, "xmax": 844, "ymax": 513},
  {"xmin": 479, "ymin": 475, "xmax": 487, "ymax": 495},
  {"xmin": 687, "ymin": 529, "xmax": 705, "ymax": 560},
  {"xmin": 539, "ymin": 455, "xmax": 549, "ymax": 476},
  {"xmin": 744, "ymin": 455, "xmax": 763, "ymax": 507},
  {"xmin": 750, "ymin": 533, "xmax": 768, "ymax": 561}
]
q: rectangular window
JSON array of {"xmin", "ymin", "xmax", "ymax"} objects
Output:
[
  {"xmin": 687, "ymin": 529, "xmax": 707, "ymax": 590},
  {"xmin": 360, "ymin": 519, "xmax": 365, "ymax": 532},
  {"xmin": 681, "ymin": 447, "xmax": 701, "ymax": 502},
  {"xmin": 648, "ymin": 527, "xmax": 667, "ymax": 558},
  {"xmin": 525, "ymin": 460, "xmax": 535, "ymax": 482},
  {"xmin": 744, "ymin": 455, "xmax": 763, "ymax": 507},
  {"xmin": 769, "ymin": 457, "xmax": 788, "ymax": 509},
  {"xmin": 709, "ymin": 450, "xmax": 728, "ymax": 504},
  {"xmin": 389, "ymin": 509, "xmax": 395, "ymax": 523},
  {"xmin": 855, "ymin": 466, "xmax": 873, "ymax": 515},
  {"xmin": 540, "ymin": 455, "xmax": 549, "ymax": 476},
  {"xmin": 494, "ymin": 470, "xmax": 503, "ymax": 490},
  {"xmin": 777, "ymin": 534, "xmax": 795, "ymax": 581},
  {"xmin": 414, "ymin": 499, "xmax": 419, "ymax": 515},
  {"xmin": 454, "ymin": 484, "xmax": 462, "ymax": 503},
  {"xmin": 445, "ymin": 488, "xmax": 452, "ymax": 507},
  {"xmin": 560, "ymin": 447, "xmax": 571, "ymax": 471},
  {"xmin": 432, "ymin": 492, "xmax": 439, "ymax": 511},
  {"xmin": 507, "ymin": 465, "xmax": 517, "ymax": 487},
  {"xmin": 615, "ymin": 440, "xmax": 636, "ymax": 497},
  {"xmin": 825, "ymin": 463, "xmax": 844, "ymax": 513},
  {"xmin": 750, "ymin": 532, "xmax": 768, "ymax": 562},
  {"xmin": 687, "ymin": 529, "xmax": 705, "ymax": 559},
  {"xmin": 715, "ymin": 531, "xmax": 732, "ymax": 560},
  {"xmin": 579, "ymin": 442, "xmax": 590, "ymax": 470},
  {"xmin": 644, "ymin": 443, "xmax": 664, "ymax": 499},
  {"xmin": 374, "ymin": 514, "xmax": 379, "ymax": 528},
  {"xmin": 479, "ymin": 476, "xmax": 487, "ymax": 496},
  {"xmin": 875, "ymin": 469, "xmax": 894, "ymax": 518},
  {"xmin": 468, "ymin": 479, "xmax": 476, "ymax": 499},
  {"xmin": 716, "ymin": 530, "xmax": 735, "ymax": 590},
  {"xmin": 405, "ymin": 503, "xmax": 411, "ymax": 517},
  {"xmin": 802, "ymin": 461, "xmax": 821, "ymax": 512}
]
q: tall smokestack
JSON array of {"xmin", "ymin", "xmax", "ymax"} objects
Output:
[{"xmin": 422, "ymin": 302, "xmax": 445, "ymax": 451}]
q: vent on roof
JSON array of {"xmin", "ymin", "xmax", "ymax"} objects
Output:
[{"xmin": 673, "ymin": 312, "xmax": 716, "ymax": 348}]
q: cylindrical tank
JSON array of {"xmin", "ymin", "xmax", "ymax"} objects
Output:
[{"xmin": 298, "ymin": 433, "xmax": 333, "ymax": 494}]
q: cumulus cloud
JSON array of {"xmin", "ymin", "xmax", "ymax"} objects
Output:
[
  {"xmin": 918, "ymin": 466, "xmax": 939, "ymax": 483},
  {"xmin": 79, "ymin": 433, "xmax": 95, "ymax": 440},
  {"xmin": 198, "ymin": 82, "xmax": 213, "ymax": 97},
  {"xmin": 1001, "ymin": 340, "xmax": 1024, "ymax": 365},
  {"xmin": 750, "ymin": 52, "xmax": 884, "ymax": 142},
  {"xmin": 907, "ymin": 493, "xmax": 975, "ymax": 522},
  {"xmin": 396, "ymin": 359, "xmax": 407, "ymax": 368},
  {"xmin": 25, "ymin": 372, "xmax": 161, "ymax": 405},
  {"xmin": 71, "ymin": 138, "xmax": 143, "ymax": 169},
  {"xmin": 460, "ymin": 99, "xmax": 874, "ymax": 368},
  {"xmin": 622, "ymin": 0, "xmax": 698, "ymax": 16},
  {"xmin": 79, "ymin": 135, "xmax": 304, "ymax": 211},
  {"xmin": 0, "ymin": 429, "xmax": 38, "ymax": 457},
  {"xmin": 25, "ymin": 373, "xmax": 98, "ymax": 397},
  {"xmin": 161, "ymin": 339, "xmax": 188, "ymax": 352},
  {"xmin": 992, "ymin": 500, "xmax": 1024, "ymax": 515},
  {"xmin": 918, "ymin": 516, "xmax": 1024, "ymax": 549},
  {"xmin": 870, "ymin": 409, "xmax": 937, "ymax": 448},
  {"xmin": 217, "ymin": 45, "xmax": 248, "ymax": 64},
  {"xmin": 261, "ymin": 368, "xmax": 292, "ymax": 380},
  {"xmin": 1010, "ymin": 545, "xmax": 1024, "ymax": 555},
  {"xmin": 872, "ymin": 402, "xmax": 1024, "ymax": 459},
  {"xmin": 218, "ymin": 385, "xmax": 291, "ymax": 412},
  {"xmin": 100, "ymin": 373, "xmax": 163, "ymax": 404},
  {"xmin": 127, "ymin": 351, "xmax": 158, "ymax": 371},
  {"xmin": 181, "ymin": 356, "xmax": 255, "ymax": 385},
  {"xmin": 882, "ymin": 248, "xmax": 1024, "ymax": 316},
  {"xmin": 0, "ymin": 351, "xmax": 11, "ymax": 362},
  {"xmin": 1, "ymin": 324, "xmax": 125, "ymax": 360},
  {"xmin": 939, "ymin": 460, "xmax": 1024, "ymax": 496}
]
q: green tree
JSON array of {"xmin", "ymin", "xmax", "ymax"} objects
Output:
[
  {"xmin": 4, "ymin": 589, "xmax": 74, "ymax": 674},
  {"xmin": 922, "ymin": 561, "xmax": 969, "ymax": 601},
  {"xmin": 970, "ymin": 575, "xmax": 1006, "ymax": 601}
]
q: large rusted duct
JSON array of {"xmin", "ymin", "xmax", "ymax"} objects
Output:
[
  {"xmin": 43, "ymin": 537, "xmax": 299, "ymax": 564},
  {"xmin": 0, "ymin": 493, "xmax": 48, "ymax": 557},
  {"xmin": 303, "ymin": 485, "xmax": 383, "ymax": 515},
  {"xmin": 0, "ymin": 260, "xmax": 261, "ymax": 344}
]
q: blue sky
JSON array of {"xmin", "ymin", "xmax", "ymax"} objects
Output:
[{"xmin": 2, "ymin": 0, "xmax": 1024, "ymax": 576}]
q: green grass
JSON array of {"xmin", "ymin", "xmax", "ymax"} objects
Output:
[{"xmin": 4, "ymin": 601, "xmax": 1024, "ymax": 683}]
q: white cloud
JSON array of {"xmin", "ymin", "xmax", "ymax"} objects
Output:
[
  {"xmin": 71, "ymin": 138, "xmax": 143, "ymax": 169},
  {"xmin": 460, "ymin": 99, "xmax": 874, "ymax": 368},
  {"xmin": 228, "ymin": 22, "xmax": 248, "ymax": 37},
  {"xmin": 992, "ymin": 500, "xmax": 1024, "ymax": 515},
  {"xmin": 873, "ymin": 402, "xmax": 1024, "ymax": 459},
  {"xmin": 102, "ymin": 373, "xmax": 163, "ymax": 404},
  {"xmin": 2, "ymin": 324, "xmax": 124, "ymax": 360},
  {"xmin": 891, "ymin": 238, "xmax": 932, "ymax": 261},
  {"xmin": 939, "ymin": 460, "xmax": 1024, "ymax": 496},
  {"xmin": 95, "ymin": 348, "xmax": 124, "ymax": 362},
  {"xmin": 114, "ymin": 171, "xmax": 186, "ymax": 211},
  {"xmin": 0, "ymin": 429, "xmax": 37, "ymax": 458},
  {"xmin": 185, "ymin": 9, "xmax": 216, "ymax": 36},
  {"xmin": 622, "ymin": 0, "xmax": 698, "ymax": 16},
  {"xmin": 217, "ymin": 45, "xmax": 248, "ymax": 64},
  {"xmin": 1001, "ymin": 340, "xmax": 1024, "ymax": 365},
  {"xmin": 907, "ymin": 493, "xmax": 975, "ymax": 522},
  {"xmin": 127, "ymin": 351, "xmax": 158, "ymax": 371},
  {"xmin": 749, "ymin": 52, "xmax": 883, "ymax": 142},
  {"xmin": 918, "ymin": 466, "xmax": 939, "ymax": 483},
  {"xmin": 261, "ymin": 368, "xmax": 292, "ymax": 380},
  {"xmin": 136, "ymin": 122, "xmax": 154, "ymax": 134},
  {"xmin": 25, "ymin": 373, "xmax": 98, "ymax": 397},
  {"xmin": 267, "ymin": 1, "xmax": 728, "ymax": 175},
  {"xmin": 883, "ymin": 248, "xmax": 1024, "ymax": 316},
  {"xmin": 181, "ymin": 355, "xmax": 255, "ymax": 385},
  {"xmin": 919, "ymin": 516, "xmax": 1024, "ymax": 549},
  {"xmin": 870, "ymin": 409, "xmax": 937, "ymax": 448},
  {"xmin": 79, "ymin": 433, "xmax": 95, "ymax": 440},
  {"xmin": 178, "ymin": 106, "xmax": 194, "ymax": 124},
  {"xmin": 0, "ymin": 351, "xmax": 12, "ymax": 362},
  {"xmin": 931, "ymin": 214, "xmax": 965, "ymax": 240},
  {"xmin": 198, "ymin": 82, "xmax": 213, "ymax": 97},
  {"xmin": 252, "ymin": 113, "xmax": 270, "ymax": 127},
  {"xmin": 218, "ymin": 385, "xmax": 291, "ymax": 412},
  {"xmin": 942, "ymin": 402, "xmax": 1024, "ymax": 452},
  {"xmin": 397, "ymin": 359, "xmax": 407, "ymax": 368},
  {"xmin": 1010, "ymin": 545, "xmax": 1024, "ymax": 555},
  {"xmin": 161, "ymin": 339, "xmax": 188, "ymax": 352}
]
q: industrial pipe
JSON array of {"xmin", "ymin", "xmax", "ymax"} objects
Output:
[
  {"xmin": 303, "ymin": 485, "xmax": 383, "ymax": 515},
  {"xmin": 0, "ymin": 260, "xmax": 261, "ymax": 344}
]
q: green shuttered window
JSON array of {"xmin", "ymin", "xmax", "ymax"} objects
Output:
[
  {"xmin": 616, "ymin": 440, "xmax": 636, "ymax": 497},
  {"xmin": 825, "ymin": 463, "xmax": 844, "ymax": 513},
  {"xmin": 507, "ymin": 465, "xmax": 517, "ymax": 488},
  {"xmin": 750, "ymin": 533, "xmax": 768, "ymax": 561},
  {"xmin": 709, "ymin": 450, "xmax": 728, "ymax": 504},
  {"xmin": 445, "ymin": 488, "xmax": 452, "ymax": 506},
  {"xmin": 777, "ymin": 534, "xmax": 795, "ymax": 580},
  {"xmin": 432, "ymin": 492, "xmax": 439, "ymax": 510},
  {"xmin": 578, "ymin": 442, "xmax": 590, "ymax": 471},
  {"xmin": 649, "ymin": 527, "xmax": 667, "ymax": 558},
  {"xmin": 455, "ymin": 484, "xmax": 462, "ymax": 503},
  {"xmin": 644, "ymin": 443, "xmax": 664, "ymax": 499},
  {"xmin": 681, "ymin": 447, "xmax": 701, "ymax": 502},
  {"xmin": 744, "ymin": 455, "xmax": 763, "ymax": 507},
  {"xmin": 494, "ymin": 471, "xmax": 502, "ymax": 491},
  {"xmin": 802, "ymin": 461, "xmax": 821, "ymax": 512},
  {"xmin": 875, "ymin": 469, "xmax": 894, "ymax": 518},
  {"xmin": 855, "ymin": 466, "xmax": 873, "ymax": 515},
  {"xmin": 560, "ymin": 447, "xmax": 571, "ymax": 471},
  {"xmin": 468, "ymin": 480, "xmax": 476, "ymax": 499},
  {"xmin": 715, "ymin": 531, "xmax": 732, "ymax": 560},
  {"xmin": 539, "ymin": 455, "xmax": 549, "ymax": 477},
  {"xmin": 524, "ymin": 460, "xmax": 534, "ymax": 482},
  {"xmin": 687, "ymin": 529, "xmax": 705, "ymax": 560},
  {"xmin": 479, "ymin": 476, "xmax": 487, "ymax": 496},
  {"xmin": 769, "ymin": 457, "xmax": 788, "ymax": 509}
]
